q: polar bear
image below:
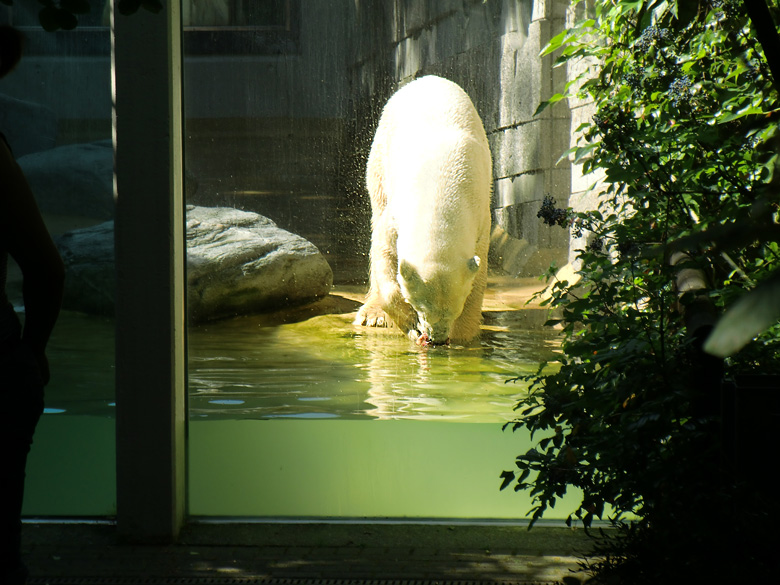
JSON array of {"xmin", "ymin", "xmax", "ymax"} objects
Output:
[{"xmin": 354, "ymin": 75, "xmax": 492, "ymax": 346}]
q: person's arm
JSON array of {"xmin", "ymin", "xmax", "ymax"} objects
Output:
[{"xmin": 0, "ymin": 139, "xmax": 65, "ymax": 381}]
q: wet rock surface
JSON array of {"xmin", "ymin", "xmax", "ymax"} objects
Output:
[
  {"xmin": 55, "ymin": 221, "xmax": 115, "ymax": 316},
  {"xmin": 54, "ymin": 205, "xmax": 333, "ymax": 321},
  {"xmin": 186, "ymin": 205, "xmax": 333, "ymax": 322}
]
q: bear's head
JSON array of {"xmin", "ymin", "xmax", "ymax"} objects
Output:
[{"xmin": 398, "ymin": 256, "xmax": 480, "ymax": 345}]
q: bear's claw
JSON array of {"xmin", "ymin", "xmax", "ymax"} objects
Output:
[{"xmin": 354, "ymin": 305, "xmax": 391, "ymax": 328}]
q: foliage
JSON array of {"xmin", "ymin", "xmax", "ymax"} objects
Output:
[
  {"xmin": 502, "ymin": 0, "xmax": 779, "ymax": 582},
  {"xmin": 0, "ymin": 0, "xmax": 162, "ymax": 31}
]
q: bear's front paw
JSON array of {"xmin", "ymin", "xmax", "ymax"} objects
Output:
[{"xmin": 354, "ymin": 304, "xmax": 392, "ymax": 328}]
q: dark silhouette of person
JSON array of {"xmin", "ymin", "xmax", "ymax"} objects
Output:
[{"xmin": 1, "ymin": 26, "xmax": 65, "ymax": 585}]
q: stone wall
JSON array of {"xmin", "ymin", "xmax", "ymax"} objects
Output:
[{"xmin": 564, "ymin": 0, "xmax": 604, "ymax": 267}]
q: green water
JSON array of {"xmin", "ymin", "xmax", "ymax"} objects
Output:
[
  {"xmin": 40, "ymin": 287, "xmax": 558, "ymax": 422},
  {"xmin": 24, "ymin": 283, "xmax": 570, "ymax": 520},
  {"xmin": 24, "ymin": 416, "xmax": 117, "ymax": 516},
  {"xmin": 187, "ymin": 287, "xmax": 559, "ymax": 422},
  {"xmin": 189, "ymin": 419, "xmax": 581, "ymax": 519},
  {"xmin": 24, "ymin": 417, "xmax": 581, "ymax": 520},
  {"xmin": 39, "ymin": 311, "xmax": 116, "ymax": 416}
]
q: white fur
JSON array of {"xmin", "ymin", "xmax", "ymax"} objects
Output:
[{"xmin": 355, "ymin": 76, "xmax": 492, "ymax": 345}]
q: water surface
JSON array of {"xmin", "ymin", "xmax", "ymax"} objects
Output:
[
  {"xmin": 188, "ymin": 282, "xmax": 559, "ymax": 422},
  {"xmin": 27, "ymin": 279, "xmax": 565, "ymax": 519},
  {"xmin": 40, "ymin": 280, "xmax": 557, "ymax": 424}
]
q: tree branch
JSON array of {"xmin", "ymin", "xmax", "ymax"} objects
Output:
[{"xmin": 744, "ymin": 0, "xmax": 780, "ymax": 94}]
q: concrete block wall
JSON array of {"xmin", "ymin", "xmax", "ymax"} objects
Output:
[{"xmin": 564, "ymin": 0, "xmax": 605, "ymax": 266}]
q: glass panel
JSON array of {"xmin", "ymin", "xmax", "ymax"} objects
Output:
[
  {"xmin": 2, "ymin": 5, "xmax": 116, "ymax": 516},
  {"xmin": 185, "ymin": 0, "xmax": 570, "ymax": 519}
]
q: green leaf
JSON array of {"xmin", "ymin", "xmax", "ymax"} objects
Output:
[
  {"xmin": 540, "ymin": 29, "xmax": 573, "ymax": 57},
  {"xmin": 572, "ymin": 143, "xmax": 599, "ymax": 164},
  {"xmin": 499, "ymin": 471, "xmax": 515, "ymax": 491},
  {"xmin": 718, "ymin": 105, "xmax": 766, "ymax": 124},
  {"xmin": 534, "ymin": 93, "xmax": 566, "ymax": 117},
  {"xmin": 583, "ymin": 512, "xmax": 594, "ymax": 527},
  {"xmin": 619, "ymin": 0, "xmax": 644, "ymax": 12},
  {"xmin": 704, "ymin": 269, "xmax": 780, "ymax": 358}
]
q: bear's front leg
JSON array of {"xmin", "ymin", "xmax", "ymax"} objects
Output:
[
  {"xmin": 355, "ymin": 212, "xmax": 401, "ymax": 329},
  {"xmin": 354, "ymin": 215, "xmax": 418, "ymax": 335},
  {"xmin": 354, "ymin": 273, "xmax": 418, "ymax": 335},
  {"xmin": 382, "ymin": 284, "xmax": 419, "ymax": 338}
]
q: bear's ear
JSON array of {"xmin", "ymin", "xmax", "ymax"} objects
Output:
[
  {"xmin": 399, "ymin": 260, "xmax": 421, "ymax": 287},
  {"xmin": 467, "ymin": 256, "xmax": 481, "ymax": 273}
]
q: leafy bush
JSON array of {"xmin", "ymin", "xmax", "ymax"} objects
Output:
[{"xmin": 502, "ymin": 1, "xmax": 779, "ymax": 582}]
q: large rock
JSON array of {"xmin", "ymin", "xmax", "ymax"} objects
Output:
[
  {"xmin": 18, "ymin": 140, "xmax": 114, "ymax": 220},
  {"xmin": 186, "ymin": 206, "xmax": 333, "ymax": 321},
  {"xmin": 55, "ymin": 221, "xmax": 116, "ymax": 316},
  {"xmin": 54, "ymin": 206, "xmax": 333, "ymax": 322},
  {"xmin": 0, "ymin": 93, "xmax": 57, "ymax": 158}
]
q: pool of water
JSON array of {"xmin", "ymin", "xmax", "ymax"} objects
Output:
[
  {"xmin": 25, "ymin": 415, "xmax": 582, "ymax": 520},
  {"xmin": 38, "ymin": 280, "xmax": 558, "ymax": 422},
  {"xmin": 188, "ymin": 283, "xmax": 559, "ymax": 422},
  {"xmin": 25, "ymin": 279, "xmax": 571, "ymax": 520}
]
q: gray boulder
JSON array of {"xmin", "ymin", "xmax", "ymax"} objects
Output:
[
  {"xmin": 55, "ymin": 206, "xmax": 333, "ymax": 322},
  {"xmin": 0, "ymin": 93, "xmax": 57, "ymax": 157},
  {"xmin": 18, "ymin": 140, "xmax": 114, "ymax": 220},
  {"xmin": 186, "ymin": 206, "xmax": 333, "ymax": 321},
  {"xmin": 55, "ymin": 221, "xmax": 116, "ymax": 316}
]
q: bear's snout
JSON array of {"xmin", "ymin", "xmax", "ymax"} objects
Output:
[
  {"xmin": 414, "ymin": 332, "xmax": 450, "ymax": 347},
  {"xmin": 415, "ymin": 316, "xmax": 452, "ymax": 346}
]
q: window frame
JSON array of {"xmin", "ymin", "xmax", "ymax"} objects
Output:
[{"xmin": 0, "ymin": 0, "xmax": 299, "ymax": 57}]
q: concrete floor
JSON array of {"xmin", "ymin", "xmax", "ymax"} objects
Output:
[{"xmin": 23, "ymin": 521, "xmax": 593, "ymax": 584}]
